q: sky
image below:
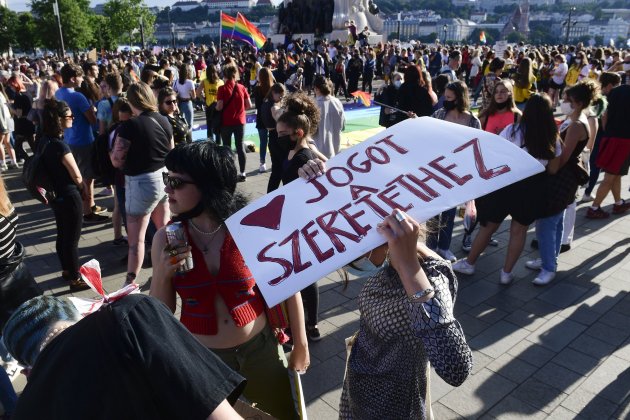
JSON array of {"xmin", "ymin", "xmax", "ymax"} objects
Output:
[{"xmin": 7, "ymin": 0, "xmax": 282, "ymax": 12}]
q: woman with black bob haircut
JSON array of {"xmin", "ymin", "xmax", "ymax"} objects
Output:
[
  {"xmin": 39, "ymin": 99, "xmax": 90, "ymax": 291},
  {"xmin": 150, "ymin": 141, "xmax": 310, "ymax": 420}
]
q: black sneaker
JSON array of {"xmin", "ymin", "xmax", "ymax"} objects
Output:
[
  {"xmin": 237, "ymin": 174, "xmax": 246, "ymax": 183},
  {"xmin": 113, "ymin": 237, "xmax": 128, "ymax": 246},
  {"xmin": 83, "ymin": 213, "xmax": 109, "ymax": 224},
  {"xmin": 306, "ymin": 325, "xmax": 321, "ymax": 342}
]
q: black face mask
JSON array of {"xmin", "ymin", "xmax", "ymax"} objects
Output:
[
  {"xmin": 278, "ymin": 134, "xmax": 297, "ymax": 149},
  {"xmin": 443, "ymin": 100, "xmax": 457, "ymax": 111},
  {"xmin": 172, "ymin": 201, "xmax": 205, "ymax": 222},
  {"xmin": 495, "ymin": 101, "xmax": 509, "ymax": 110}
]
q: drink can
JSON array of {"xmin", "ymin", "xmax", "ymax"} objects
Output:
[{"xmin": 165, "ymin": 222, "xmax": 194, "ymax": 273}]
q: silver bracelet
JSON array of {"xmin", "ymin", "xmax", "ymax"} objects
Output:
[{"xmin": 408, "ymin": 287, "xmax": 434, "ymax": 303}]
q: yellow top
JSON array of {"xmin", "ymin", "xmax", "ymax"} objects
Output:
[{"xmin": 202, "ymin": 79, "xmax": 224, "ymax": 106}]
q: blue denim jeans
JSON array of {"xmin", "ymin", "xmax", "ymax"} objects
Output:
[
  {"xmin": 178, "ymin": 100, "xmax": 194, "ymax": 128},
  {"xmin": 258, "ymin": 128, "xmax": 269, "ymax": 164},
  {"xmin": 535, "ymin": 210, "xmax": 566, "ymax": 272},
  {"xmin": 426, "ymin": 207, "xmax": 457, "ymax": 250}
]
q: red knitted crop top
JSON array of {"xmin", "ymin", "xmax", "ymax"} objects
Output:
[{"xmin": 173, "ymin": 223, "xmax": 265, "ymax": 335}]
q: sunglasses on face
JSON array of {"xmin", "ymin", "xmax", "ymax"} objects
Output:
[
  {"xmin": 162, "ymin": 172, "xmax": 195, "ymax": 189},
  {"xmin": 163, "ymin": 100, "xmax": 177, "ymax": 105}
]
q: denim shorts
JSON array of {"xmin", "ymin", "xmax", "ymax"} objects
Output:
[{"xmin": 124, "ymin": 168, "xmax": 166, "ymax": 217}]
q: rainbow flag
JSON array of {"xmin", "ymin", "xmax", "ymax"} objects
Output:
[
  {"xmin": 287, "ymin": 55, "xmax": 297, "ymax": 67},
  {"xmin": 221, "ymin": 12, "xmax": 236, "ymax": 39},
  {"xmin": 479, "ymin": 31, "xmax": 487, "ymax": 44},
  {"xmin": 237, "ymin": 13, "xmax": 266, "ymax": 50},
  {"xmin": 351, "ymin": 90, "xmax": 372, "ymax": 107}
]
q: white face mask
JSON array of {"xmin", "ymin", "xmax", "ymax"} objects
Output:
[
  {"xmin": 393, "ymin": 80, "xmax": 402, "ymax": 89},
  {"xmin": 624, "ymin": 63, "xmax": 630, "ymax": 72},
  {"xmin": 344, "ymin": 252, "xmax": 388, "ymax": 278},
  {"xmin": 560, "ymin": 101, "xmax": 574, "ymax": 116},
  {"xmin": 575, "ymin": 59, "xmax": 581, "ymax": 64}
]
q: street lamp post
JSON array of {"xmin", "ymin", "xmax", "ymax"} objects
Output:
[
  {"xmin": 52, "ymin": 0, "xmax": 65, "ymax": 57},
  {"xmin": 443, "ymin": 24, "xmax": 447, "ymax": 44},
  {"xmin": 397, "ymin": 12, "xmax": 401, "ymax": 42},
  {"xmin": 564, "ymin": 7, "xmax": 576, "ymax": 45},
  {"xmin": 139, "ymin": 15, "xmax": 146, "ymax": 50}
]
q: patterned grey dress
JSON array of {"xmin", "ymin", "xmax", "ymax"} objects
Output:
[{"xmin": 339, "ymin": 257, "xmax": 473, "ymax": 419}]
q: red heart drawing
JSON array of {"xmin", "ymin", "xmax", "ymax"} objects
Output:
[{"xmin": 240, "ymin": 195, "xmax": 286, "ymax": 230}]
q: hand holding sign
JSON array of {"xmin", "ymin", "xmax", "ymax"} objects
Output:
[{"xmin": 226, "ymin": 117, "xmax": 545, "ymax": 307}]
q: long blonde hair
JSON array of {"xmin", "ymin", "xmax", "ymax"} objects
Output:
[{"xmin": 0, "ymin": 175, "xmax": 14, "ymax": 217}]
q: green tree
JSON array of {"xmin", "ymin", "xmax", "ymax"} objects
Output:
[
  {"xmin": 30, "ymin": 0, "xmax": 94, "ymax": 53},
  {"xmin": 0, "ymin": 6, "xmax": 18, "ymax": 53},
  {"xmin": 506, "ymin": 31, "xmax": 525, "ymax": 43},
  {"xmin": 15, "ymin": 13, "xmax": 40, "ymax": 54},
  {"xmin": 103, "ymin": 0, "xmax": 156, "ymax": 47},
  {"xmin": 90, "ymin": 14, "xmax": 118, "ymax": 51}
]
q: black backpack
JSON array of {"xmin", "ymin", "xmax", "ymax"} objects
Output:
[
  {"xmin": 22, "ymin": 137, "xmax": 55, "ymax": 205},
  {"xmin": 91, "ymin": 126, "xmax": 118, "ymax": 186}
]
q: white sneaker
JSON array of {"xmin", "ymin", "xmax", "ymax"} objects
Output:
[
  {"xmin": 525, "ymin": 258, "xmax": 542, "ymax": 270},
  {"xmin": 437, "ymin": 248, "xmax": 457, "ymax": 262},
  {"xmin": 532, "ymin": 269, "xmax": 555, "ymax": 286},
  {"xmin": 259, "ymin": 163, "xmax": 267, "ymax": 173},
  {"xmin": 500, "ymin": 270, "xmax": 514, "ymax": 285},
  {"xmin": 580, "ymin": 193, "xmax": 594, "ymax": 203},
  {"xmin": 452, "ymin": 259, "xmax": 475, "ymax": 275}
]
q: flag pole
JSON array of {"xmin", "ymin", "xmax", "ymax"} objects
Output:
[
  {"xmin": 372, "ymin": 100, "xmax": 408, "ymax": 114},
  {"xmin": 219, "ymin": 10, "xmax": 222, "ymax": 57},
  {"xmin": 230, "ymin": 12, "xmax": 237, "ymax": 48}
]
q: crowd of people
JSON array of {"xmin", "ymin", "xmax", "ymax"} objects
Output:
[{"xmin": 0, "ymin": 34, "xmax": 628, "ymax": 419}]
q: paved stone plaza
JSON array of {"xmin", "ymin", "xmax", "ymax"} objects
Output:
[{"xmin": 4, "ymin": 124, "xmax": 630, "ymax": 419}]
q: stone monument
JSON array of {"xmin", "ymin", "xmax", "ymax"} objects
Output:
[{"xmin": 274, "ymin": 0, "xmax": 383, "ymax": 43}]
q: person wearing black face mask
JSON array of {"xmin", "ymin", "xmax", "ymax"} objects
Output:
[
  {"xmin": 464, "ymin": 80, "xmax": 522, "ymax": 252},
  {"xmin": 478, "ymin": 80, "xmax": 521, "ymax": 135},
  {"xmin": 428, "ymin": 81, "xmax": 481, "ymax": 263},
  {"xmin": 276, "ymin": 92, "xmax": 326, "ymax": 342}
]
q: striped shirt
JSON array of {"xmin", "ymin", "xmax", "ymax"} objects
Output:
[{"xmin": 0, "ymin": 211, "xmax": 17, "ymax": 259}]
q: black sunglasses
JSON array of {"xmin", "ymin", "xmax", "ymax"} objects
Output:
[
  {"xmin": 163, "ymin": 100, "xmax": 177, "ymax": 105},
  {"xmin": 163, "ymin": 172, "xmax": 196, "ymax": 189}
]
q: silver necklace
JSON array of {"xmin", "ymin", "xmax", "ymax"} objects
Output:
[
  {"xmin": 189, "ymin": 220, "xmax": 223, "ymax": 236},
  {"xmin": 189, "ymin": 221, "xmax": 223, "ymax": 254}
]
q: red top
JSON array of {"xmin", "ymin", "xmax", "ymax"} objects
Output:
[
  {"xmin": 173, "ymin": 224, "xmax": 265, "ymax": 335},
  {"xmin": 217, "ymin": 80, "xmax": 249, "ymax": 126},
  {"xmin": 485, "ymin": 111, "xmax": 515, "ymax": 136}
]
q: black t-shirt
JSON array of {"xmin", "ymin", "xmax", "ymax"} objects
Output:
[
  {"xmin": 14, "ymin": 294, "xmax": 245, "ymax": 420},
  {"xmin": 40, "ymin": 137, "xmax": 80, "ymax": 196},
  {"xmin": 117, "ymin": 111, "xmax": 173, "ymax": 176},
  {"xmin": 282, "ymin": 147, "xmax": 315, "ymax": 185}
]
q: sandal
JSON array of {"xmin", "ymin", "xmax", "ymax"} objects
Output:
[{"xmin": 69, "ymin": 278, "xmax": 90, "ymax": 292}]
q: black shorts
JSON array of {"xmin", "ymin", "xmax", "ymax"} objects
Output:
[
  {"xmin": 476, "ymin": 174, "xmax": 545, "ymax": 227},
  {"xmin": 549, "ymin": 80, "xmax": 565, "ymax": 90}
]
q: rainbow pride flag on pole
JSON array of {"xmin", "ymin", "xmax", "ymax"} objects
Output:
[
  {"xmin": 236, "ymin": 13, "xmax": 267, "ymax": 49},
  {"xmin": 479, "ymin": 31, "xmax": 487, "ymax": 44},
  {"xmin": 220, "ymin": 12, "xmax": 236, "ymax": 39},
  {"xmin": 351, "ymin": 90, "xmax": 372, "ymax": 107}
]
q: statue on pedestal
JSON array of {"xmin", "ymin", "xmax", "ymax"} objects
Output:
[{"xmin": 276, "ymin": 0, "xmax": 382, "ymax": 35}]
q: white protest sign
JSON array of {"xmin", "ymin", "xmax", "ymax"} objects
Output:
[
  {"xmin": 226, "ymin": 117, "xmax": 544, "ymax": 307},
  {"xmin": 494, "ymin": 41, "xmax": 509, "ymax": 59}
]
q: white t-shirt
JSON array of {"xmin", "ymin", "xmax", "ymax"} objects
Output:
[
  {"xmin": 500, "ymin": 123, "xmax": 562, "ymax": 167},
  {"xmin": 174, "ymin": 79, "xmax": 195, "ymax": 100},
  {"xmin": 552, "ymin": 62, "xmax": 568, "ymax": 85}
]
